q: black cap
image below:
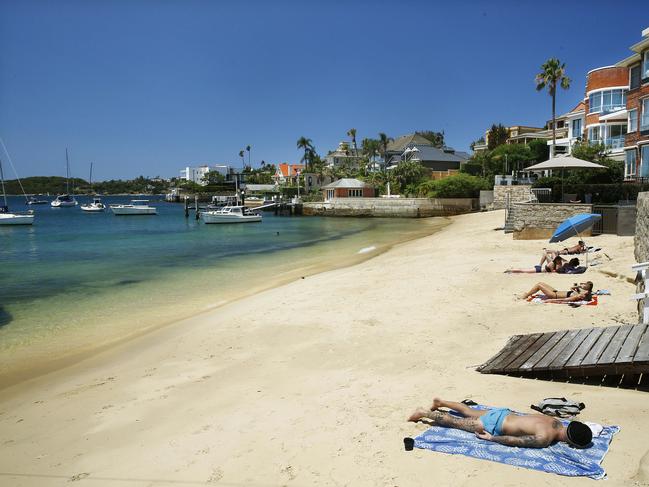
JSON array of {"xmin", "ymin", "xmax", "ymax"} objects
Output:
[{"xmin": 566, "ymin": 421, "xmax": 592, "ymax": 448}]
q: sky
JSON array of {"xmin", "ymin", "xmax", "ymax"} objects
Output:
[{"xmin": 0, "ymin": 0, "xmax": 647, "ymax": 180}]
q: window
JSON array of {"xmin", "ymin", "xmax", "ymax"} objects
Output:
[
  {"xmin": 642, "ymin": 98, "xmax": 649, "ymax": 131},
  {"xmin": 588, "ymin": 126, "xmax": 600, "ymax": 143},
  {"xmin": 631, "ymin": 64, "xmax": 641, "ymax": 89},
  {"xmin": 326, "ymin": 189, "xmax": 335, "ymax": 201},
  {"xmin": 642, "ymin": 146, "xmax": 649, "ymax": 179},
  {"xmin": 348, "ymin": 189, "xmax": 363, "ymax": 197},
  {"xmin": 644, "ymin": 52, "xmax": 649, "ymax": 79},
  {"xmin": 571, "ymin": 118, "xmax": 582, "ymax": 138},
  {"xmin": 625, "ymin": 150, "xmax": 637, "ymax": 179},
  {"xmin": 604, "ymin": 124, "xmax": 627, "ymax": 149},
  {"xmin": 629, "ymin": 109, "xmax": 638, "ymax": 132},
  {"xmin": 588, "ymin": 89, "xmax": 627, "ymax": 114}
]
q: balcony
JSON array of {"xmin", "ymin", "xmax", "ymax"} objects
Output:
[{"xmin": 603, "ymin": 136, "xmax": 625, "ymax": 150}]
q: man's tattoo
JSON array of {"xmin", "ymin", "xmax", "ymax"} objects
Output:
[
  {"xmin": 491, "ymin": 435, "xmax": 548, "ymax": 448},
  {"xmin": 552, "ymin": 419, "xmax": 562, "ymax": 430},
  {"xmin": 429, "ymin": 411, "xmax": 479, "ymax": 433}
]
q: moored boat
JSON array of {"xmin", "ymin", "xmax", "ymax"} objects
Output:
[
  {"xmin": 110, "ymin": 200, "xmax": 157, "ymax": 215},
  {"xmin": 201, "ymin": 205, "xmax": 261, "ymax": 224},
  {"xmin": 0, "ymin": 154, "xmax": 34, "ymax": 225},
  {"xmin": 81, "ymin": 197, "xmax": 106, "ymax": 212}
]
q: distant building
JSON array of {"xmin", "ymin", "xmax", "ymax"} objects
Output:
[
  {"xmin": 546, "ymin": 102, "xmax": 585, "ymax": 155},
  {"xmin": 404, "ymin": 144, "xmax": 469, "ymax": 177},
  {"xmin": 302, "ymin": 173, "xmax": 334, "ymax": 193},
  {"xmin": 321, "ymin": 178, "xmax": 375, "ymax": 202},
  {"xmin": 473, "ymin": 126, "xmax": 548, "ymax": 152},
  {"xmin": 180, "ymin": 164, "xmax": 231, "ymax": 186},
  {"xmin": 273, "ymin": 163, "xmax": 305, "ymax": 184},
  {"xmin": 325, "ymin": 141, "xmax": 364, "ymax": 169},
  {"xmin": 385, "ymin": 133, "xmax": 433, "ymax": 163}
]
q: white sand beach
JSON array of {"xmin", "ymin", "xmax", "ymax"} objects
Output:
[{"xmin": 0, "ymin": 210, "xmax": 646, "ymax": 486}]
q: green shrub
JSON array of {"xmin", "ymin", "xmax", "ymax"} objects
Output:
[{"xmin": 419, "ymin": 174, "xmax": 490, "ymax": 198}]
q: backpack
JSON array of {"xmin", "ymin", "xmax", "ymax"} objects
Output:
[{"xmin": 530, "ymin": 397, "xmax": 585, "ymax": 418}]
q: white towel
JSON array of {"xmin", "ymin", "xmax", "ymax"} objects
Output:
[{"xmin": 585, "ymin": 421, "xmax": 603, "ymax": 438}]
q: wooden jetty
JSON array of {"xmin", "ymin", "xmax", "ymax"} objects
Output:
[{"xmin": 478, "ymin": 323, "xmax": 649, "ymax": 386}]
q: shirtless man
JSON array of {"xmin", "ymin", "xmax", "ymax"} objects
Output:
[{"xmin": 408, "ymin": 397, "xmax": 592, "ymax": 448}]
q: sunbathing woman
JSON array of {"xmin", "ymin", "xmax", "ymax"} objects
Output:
[
  {"xmin": 541, "ymin": 241, "xmax": 587, "ymax": 264},
  {"xmin": 506, "ymin": 257, "xmax": 579, "ymax": 274},
  {"xmin": 520, "ymin": 281, "xmax": 593, "ymax": 302}
]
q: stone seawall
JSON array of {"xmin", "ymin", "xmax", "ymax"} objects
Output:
[
  {"xmin": 636, "ymin": 192, "xmax": 649, "ymax": 263},
  {"xmin": 303, "ymin": 198, "xmax": 478, "ymax": 218},
  {"xmin": 511, "ymin": 202, "xmax": 593, "ymax": 240},
  {"xmin": 490, "ymin": 185, "xmax": 533, "ymax": 210}
]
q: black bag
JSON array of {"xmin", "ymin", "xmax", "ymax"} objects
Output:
[{"xmin": 531, "ymin": 397, "xmax": 585, "ymax": 418}]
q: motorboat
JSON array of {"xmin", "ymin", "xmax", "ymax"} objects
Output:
[
  {"xmin": 81, "ymin": 197, "xmax": 106, "ymax": 212},
  {"xmin": 110, "ymin": 200, "xmax": 157, "ymax": 215},
  {"xmin": 201, "ymin": 205, "xmax": 261, "ymax": 224},
  {"xmin": 51, "ymin": 194, "xmax": 78, "ymax": 207},
  {"xmin": 27, "ymin": 195, "xmax": 48, "ymax": 205},
  {"xmin": 0, "ymin": 156, "xmax": 34, "ymax": 225}
]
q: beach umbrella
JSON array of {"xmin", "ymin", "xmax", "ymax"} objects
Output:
[
  {"xmin": 525, "ymin": 155, "xmax": 607, "ymax": 200},
  {"xmin": 549, "ymin": 213, "xmax": 601, "ymax": 243}
]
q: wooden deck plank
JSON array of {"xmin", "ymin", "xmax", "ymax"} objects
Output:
[
  {"xmin": 533, "ymin": 330, "xmax": 580, "ymax": 371},
  {"xmin": 549, "ymin": 328, "xmax": 592, "ymax": 370},
  {"xmin": 518, "ymin": 331, "xmax": 567, "ymax": 372},
  {"xmin": 478, "ymin": 335, "xmax": 524, "ymax": 373},
  {"xmin": 633, "ymin": 324, "xmax": 649, "ymax": 363},
  {"xmin": 507, "ymin": 333, "xmax": 553, "ymax": 371},
  {"xmin": 565, "ymin": 327, "xmax": 605, "ymax": 368},
  {"xmin": 616, "ymin": 324, "xmax": 648, "ymax": 364},
  {"xmin": 581, "ymin": 326, "xmax": 620, "ymax": 367},
  {"xmin": 598, "ymin": 325, "xmax": 634, "ymax": 365},
  {"xmin": 490, "ymin": 333, "xmax": 544, "ymax": 373}
]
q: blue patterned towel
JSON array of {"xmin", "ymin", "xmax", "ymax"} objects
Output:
[{"xmin": 414, "ymin": 405, "xmax": 619, "ymax": 479}]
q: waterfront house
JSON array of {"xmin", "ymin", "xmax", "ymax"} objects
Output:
[
  {"xmin": 472, "ymin": 126, "xmax": 548, "ymax": 152},
  {"xmin": 302, "ymin": 173, "xmax": 334, "ymax": 193},
  {"xmin": 273, "ymin": 163, "xmax": 305, "ymax": 184},
  {"xmin": 401, "ymin": 144, "xmax": 469, "ymax": 179},
  {"xmin": 546, "ymin": 102, "xmax": 586, "ymax": 155},
  {"xmin": 180, "ymin": 164, "xmax": 231, "ymax": 186},
  {"xmin": 325, "ymin": 142, "xmax": 364, "ymax": 169},
  {"xmin": 616, "ymin": 26, "xmax": 649, "ymax": 181},
  {"xmin": 321, "ymin": 178, "xmax": 375, "ymax": 202},
  {"xmin": 385, "ymin": 133, "xmax": 434, "ymax": 161}
]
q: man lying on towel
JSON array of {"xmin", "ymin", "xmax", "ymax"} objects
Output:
[{"xmin": 408, "ymin": 397, "xmax": 592, "ymax": 448}]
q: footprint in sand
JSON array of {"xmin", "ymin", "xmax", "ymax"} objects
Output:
[
  {"xmin": 68, "ymin": 472, "xmax": 90, "ymax": 482},
  {"xmin": 281, "ymin": 465, "xmax": 296, "ymax": 481},
  {"xmin": 207, "ymin": 467, "xmax": 223, "ymax": 483}
]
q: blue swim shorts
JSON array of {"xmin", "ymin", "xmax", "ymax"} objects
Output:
[
  {"xmin": 479, "ymin": 408, "xmax": 511, "ymax": 436},
  {"xmin": 534, "ymin": 265, "xmax": 542, "ymax": 273}
]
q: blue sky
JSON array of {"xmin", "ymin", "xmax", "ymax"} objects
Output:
[{"xmin": 0, "ymin": 0, "xmax": 646, "ymax": 180}]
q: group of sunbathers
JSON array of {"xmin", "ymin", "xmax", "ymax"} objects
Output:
[{"xmin": 506, "ymin": 240, "xmax": 587, "ymax": 274}]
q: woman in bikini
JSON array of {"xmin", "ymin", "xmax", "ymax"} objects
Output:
[
  {"xmin": 506, "ymin": 256, "xmax": 578, "ymax": 274},
  {"xmin": 541, "ymin": 241, "xmax": 587, "ymax": 265},
  {"xmin": 520, "ymin": 281, "xmax": 593, "ymax": 302}
]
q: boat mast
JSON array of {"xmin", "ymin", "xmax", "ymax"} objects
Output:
[
  {"xmin": 65, "ymin": 148, "xmax": 70, "ymax": 194},
  {"xmin": 0, "ymin": 155, "xmax": 8, "ymax": 208},
  {"xmin": 89, "ymin": 162, "xmax": 93, "ymax": 193}
]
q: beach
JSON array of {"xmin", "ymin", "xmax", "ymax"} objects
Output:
[{"xmin": 0, "ymin": 209, "xmax": 646, "ymax": 486}]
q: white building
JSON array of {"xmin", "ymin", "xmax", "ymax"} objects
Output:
[{"xmin": 180, "ymin": 164, "xmax": 230, "ymax": 186}]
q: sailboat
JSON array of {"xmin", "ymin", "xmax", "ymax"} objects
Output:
[
  {"xmin": 51, "ymin": 148, "xmax": 78, "ymax": 207},
  {"xmin": 80, "ymin": 162, "xmax": 105, "ymax": 212},
  {"xmin": 0, "ymin": 153, "xmax": 34, "ymax": 225}
]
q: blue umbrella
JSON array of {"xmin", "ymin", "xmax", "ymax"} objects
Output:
[{"xmin": 549, "ymin": 213, "xmax": 601, "ymax": 243}]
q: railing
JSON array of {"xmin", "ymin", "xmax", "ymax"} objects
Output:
[{"xmin": 603, "ymin": 136, "xmax": 625, "ymax": 149}]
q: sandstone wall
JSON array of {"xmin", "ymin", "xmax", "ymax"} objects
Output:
[
  {"xmin": 636, "ymin": 192, "xmax": 649, "ymax": 263},
  {"xmin": 510, "ymin": 202, "xmax": 593, "ymax": 240},
  {"xmin": 303, "ymin": 198, "xmax": 478, "ymax": 218},
  {"xmin": 490, "ymin": 185, "xmax": 533, "ymax": 210}
]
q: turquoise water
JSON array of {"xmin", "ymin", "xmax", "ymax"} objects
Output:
[{"xmin": 0, "ymin": 195, "xmax": 444, "ymax": 384}]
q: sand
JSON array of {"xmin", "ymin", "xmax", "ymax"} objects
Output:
[{"xmin": 0, "ymin": 209, "xmax": 646, "ymax": 486}]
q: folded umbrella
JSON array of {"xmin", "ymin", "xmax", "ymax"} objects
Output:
[{"xmin": 550, "ymin": 213, "xmax": 601, "ymax": 243}]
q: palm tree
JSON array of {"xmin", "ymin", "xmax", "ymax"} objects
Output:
[
  {"xmin": 378, "ymin": 132, "xmax": 390, "ymax": 169},
  {"xmin": 347, "ymin": 128, "xmax": 358, "ymax": 156},
  {"xmin": 297, "ymin": 136, "xmax": 314, "ymax": 171},
  {"xmin": 246, "ymin": 145, "xmax": 251, "ymax": 168},
  {"xmin": 238, "ymin": 150, "xmax": 245, "ymax": 167},
  {"xmin": 535, "ymin": 58, "xmax": 571, "ymax": 157}
]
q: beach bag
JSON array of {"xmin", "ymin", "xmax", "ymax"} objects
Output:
[{"xmin": 531, "ymin": 397, "xmax": 585, "ymax": 418}]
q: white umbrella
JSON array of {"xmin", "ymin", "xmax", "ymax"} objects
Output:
[{"xmin": 525, "ymin": 155, "xmax": 607, "ymax": 200}]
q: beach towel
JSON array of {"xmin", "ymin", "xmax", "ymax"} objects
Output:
[
  {"xmin": 527, "ymin": 294, "xmax": 598, "ymax": 306},
  {"xmin": 414, "ymin": 405, "xmax": 619, "ymax": 479}
]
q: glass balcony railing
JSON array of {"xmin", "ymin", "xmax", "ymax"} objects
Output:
[{"xmin": 603, "ymin": 136, "xmax": 625, "ymax": 149}]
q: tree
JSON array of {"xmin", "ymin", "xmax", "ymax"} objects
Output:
[
  {"xmin": 527, "ymin": 139, "xmax": 550, "ymax": 164},
  {"xmin": 470, "ymin": 137, "xmax": 485, "ymax": 151},
  {"xmin": 535, "ymin": 58, "xmax": 571, "ymax": 156},
  {"xmin": 238, "ymin": 150, "xmax": 245, "ymax": 168},
  {"xmin": 202, "ymin": 170, "xmax": 225, "ymax": 185},
  {"xmin": 416, "ymin": 130, "xmax": 445, "ymax": 148},
  {"xmin": 390, "ymin": 160, "xmax": 425, "ymax": 194},
  {"xmin": 378, "ymin": 132, "xmax": 390, "ymax": 169},
  {"xmin": 361, "ymin": 138, "xmax": 379, "ymax": 170},
  {"xmin": 246, "ymin": 145, "xmax": 251, "ymax": 168},
  {"xmin": 297, "ymin": 136, "xmax": 314, "ymax": 171},
  {"xmin": 487, "ymin": 124, "xmax": 509, "ymax": 150},
  {"xmin": 347, "ymin": 128, "xmax": 358, "ymax": 156}
]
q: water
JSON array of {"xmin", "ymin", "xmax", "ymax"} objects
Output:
[{"xmin": 0, "ymin": 195, "xmax": 446, "ymax": 385}]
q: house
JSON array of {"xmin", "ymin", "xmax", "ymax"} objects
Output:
[
  {"xmin": 473, "ymin": 126, "xmax": 548, "ymax": 152},
  {"xmin": 401, "ymin": 144, "xmax": 469, "ymax": 178},
  {"xmin": 302, "ymin": 173, "xmax": 334, "ymax": 193},
  {"xmin": 180, "ymin": 164, "xmax": 231, "ymax": 186},
  {"xmin": 545, "ymin": 101, "xmax": 586, "ymax": 155},
  {"xmin": 325, "ymin": 142, "xmax": 364, "ymax": 169},
  {"xmin": 321, "ymin": 178, "xmax": 375, "ymax": 202},
  {"xmin": 616, "ymin": 26, "xmax": 649, "ymax": 181},
  {"xmin": 273, "ymin": 163, "xmax": 305, "ymax": 184},
  {"xmin": 385, "ymin": 133, "xmax": 433, "ymax": 163}
]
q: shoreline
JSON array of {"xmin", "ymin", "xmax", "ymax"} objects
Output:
[
  {"xmin": 0, "ymin": 216, "xmax": 450, "ymax": 392},
  {"xmin": 0, "ymin": 210, "xmax": 645, "ymax": 486}
]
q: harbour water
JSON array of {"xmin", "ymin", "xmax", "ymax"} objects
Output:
[{"xmin": 0, "ymin": 195, "xmax": 446, "ymax": 387}]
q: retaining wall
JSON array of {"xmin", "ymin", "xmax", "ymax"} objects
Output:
[
  {"xmin": 490, "ymin": 185, "xmax": 533, "ymax": 210},
  {"xmin": 303, "ymin": 197, "xmax": 478, "ymax": 218},
  {"xmin": 636, "ymin": 192, "xmax": 649, "ymax": 263},
  {"xmin": 511, "ymin": 202, "xmax": 593, "ymax": 240}
]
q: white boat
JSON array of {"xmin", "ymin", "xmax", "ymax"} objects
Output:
[
  {"xmin": 110, "ymin": 200, "xmax": 157, "ymax": 215},
  {"xmin": 81, "ymin": 197, "xmax": 106, "ymax": 212},
  {"xmin": 201, "ymin": 205, "xmax": 261, "ymax": 224},
  {"xmin": 51, "ymin": 148, "xmax": 78, "ymax": 207},
  {"xmin": 27, "ymin": 195, "xmax": 48, "ymax": 205},
  {"xmin": 51, "ymin": 194, "xmax": 78, "ymax": 207},
  {"xmin": 0, "ymin": 153, "xmax": 34, "ymax": 225}
]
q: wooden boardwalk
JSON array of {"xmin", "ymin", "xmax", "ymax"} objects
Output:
[{"xmin": 478, "ymin": 324, "xmax": 649, "ymax": 384}]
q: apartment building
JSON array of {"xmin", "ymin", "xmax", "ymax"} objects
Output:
[{"xmin": 616, "ymin": 27, "xmax": 649, "ymax": 181}]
